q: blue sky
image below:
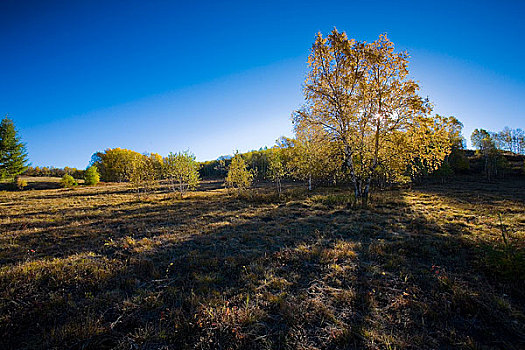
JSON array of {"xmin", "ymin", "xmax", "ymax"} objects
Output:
[{"xmin": 1, "ymin": 0, "xmax": 524, "ymax": 168}]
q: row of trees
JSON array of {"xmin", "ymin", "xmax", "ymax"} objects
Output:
[
  {"xmin": 85, "ymin": 111, "xmax": 518, "ymax": 199},
  {"xmin": 91, "ymin": 148, "xmax": 200, "ymax": 198},
  {"xmin": 492, "ymin": 127, "xmax": 524, "ymax": 154},
  {"xmin": 472, "ymin": 127, "xmax": 524, "ymax": 155},
  {"xmin": 91, "ymin": 147, "xmax": 259, "ymax": 198},
  {"xmin": 24, "ymin": 166, "xmax": 85, "ymax": 179},
  {"xmin": 220, "ymin": 114, "xmax": 465, "ymax": 196},
  {"xmin": 199, "ymin": 149, "xmax": 276, "ymax": 180},
  {"xmin": 470, "ymin": 128, "xmax": 519, "ymax": 181}
]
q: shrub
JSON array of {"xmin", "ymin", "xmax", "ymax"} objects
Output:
[
  {"xmin": 60, "ymin": 174, "xmax": 77, "ymax": 188},
  {"xmin": 84, "ymin": 166, "xmax": 100, "ymax": 186},
  {"xmin": 14, "ymin": 176, "xmax": 27, "ymax": 190}
]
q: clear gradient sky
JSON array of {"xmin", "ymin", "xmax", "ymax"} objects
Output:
[{"xmin": 1, "ymin": 0, "xmax": 524, "ymax": 168}]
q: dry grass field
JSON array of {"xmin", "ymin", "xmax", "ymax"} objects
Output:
[{"xmin": 0, "ymin": 177, "xmax": 524, "ymax": 349}]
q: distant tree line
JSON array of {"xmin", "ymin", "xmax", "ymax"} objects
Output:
[
  {"xmin": 468, "ymin": 127, "xmax": 525, "ymax": 181},
  {"xmin": 199, "ymin": 149, "xmax": 274, "ymax": 180},
  {"xmin": 472, "ymin": 127, "xmax": 524, "ymax": 155},
  {"xmin": 91, "ymin": 148, "xmax": 199, "ymax": 198},
  {"xmin": 493, "ymin": 127, "xmax": 524, "ymax": 154},
  {"xmin": 24, "ymin": 166, "xmax": 86, "ymax": 179}
]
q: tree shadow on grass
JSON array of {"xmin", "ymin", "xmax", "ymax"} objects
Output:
[
  {"xmin": 0, "ymin": 181, "xmax": 62, "ymax": 191},
  {"xmin": 0, "ymin": 192, "xmax": 249, "ymax": 265},
  {"xmin": 5, "ymin": 179, "xmax": 225, "ymax": 201},
  {"xmin": 413, "ymin": 177, "xmax": 525, "ymax": 205}
]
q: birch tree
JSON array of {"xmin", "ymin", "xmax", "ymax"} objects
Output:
[
  {"xmin": 225, "ymin": 153, "xmax": 253, "ymax": 194},
  {"xmin": 267, "ymin": 148, "xmax": 287, "ymax": 196},
  {"xmin": 293, "ymin": 29, "xmax": 450, "ymax": 206},
  {"xmin": 164, "ymin": 151, "xmax": 200, "ymax": 198}
]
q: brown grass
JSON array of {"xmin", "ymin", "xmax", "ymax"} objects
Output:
[{"xmin": 0, "ymin": 177, "xmax": 524, "ymax": 349}]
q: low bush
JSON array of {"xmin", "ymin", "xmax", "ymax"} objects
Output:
[
  {"xmin": 14, "ymin": 176, "xmax": 27, "ymax": 190},
  {"xmin": 60, "ymin": 174, "xmax": 77, "ymax": 188}
]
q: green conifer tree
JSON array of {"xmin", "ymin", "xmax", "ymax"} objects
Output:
[{"xmin": 0, "ymin": 115, "xmax": 29, "ymax": 179}]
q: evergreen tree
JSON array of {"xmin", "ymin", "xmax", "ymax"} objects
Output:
[{"xmin": 0, "ymin": 115, "xmax": 29, "ymax": 179}]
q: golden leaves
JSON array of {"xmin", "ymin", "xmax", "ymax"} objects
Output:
[{"xmin": 294, "ymin": 29, "xmax": 452, "ymax": 192}]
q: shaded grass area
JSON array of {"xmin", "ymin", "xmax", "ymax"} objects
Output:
[
  {"xmin": 0, "ymin": 176, "xmax": 86, "ymax": 191},
  {"xmin": 0, "ymin": 178, "xmax": 524, "ymax": 349}
]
